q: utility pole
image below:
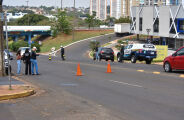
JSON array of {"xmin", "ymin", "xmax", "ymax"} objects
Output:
[
  {"xmin": 72, "ymin": 0, "xmax": 75, "ymax": 41},
  {"xmin": 26, "ymin": 0, "xmax": 29, "ymax": 25},
  {"xmin": 61, "ymin": 0, "xmax": 63, "ymax": 10},
  {"xmin": 0, "ymin": 0, "xmax": 4, "ymax": 77}
]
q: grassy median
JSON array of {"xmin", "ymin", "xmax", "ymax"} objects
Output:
[{"xmin": 40, "ymin": 30, "xmax": 113, "ymax": 53}]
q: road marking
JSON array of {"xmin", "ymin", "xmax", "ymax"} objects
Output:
[
  {"xmin": 153, "ymin": 72, "xmax": 161, "ymax": 74},
  {"xmin": 137, "ymin": 70, "xmax": 144, "ymax": 72},
  {"xmin": 109, "ymin": 80, "xmax": 143, "ymax": 88},
  {"xmin": 180, "ymin": 74, "xmax": 184, "ymax": 78}
]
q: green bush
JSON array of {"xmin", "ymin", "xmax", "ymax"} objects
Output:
[
  {"xmin": 9, "ymin": 40, "xmax": 28, "ymax": 52},
  {"xmin": 31, "ymin": 42, "xmax": 41, "ymax": 52},
  {"xmin": 89, "ymin": 41, "xmax": 100, "ymax": 51}
]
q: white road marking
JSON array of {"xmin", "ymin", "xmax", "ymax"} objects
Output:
[{"xmin": 109, "ymin": 80, "xmax": 143, "ymax": 88}]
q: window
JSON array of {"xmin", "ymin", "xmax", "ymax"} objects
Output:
[
  {"xmin": 153, "ymin": 18, "xmax": 159, "ymax": 33},
  {"xmin": 176, "ymin": 48, "xmax": 184, "ymax": 56},
  {"xmin": 139, "ymin": 18, "xmax": 142, "ymax": 31},
  {"xmin": 177, "ymin": 19, "xmax": 184, "ymax": 33}
]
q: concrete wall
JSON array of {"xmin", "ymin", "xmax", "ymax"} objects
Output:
[
  {"xmin": 159, "ymin": 6, "xmax": 170, "ymax": 37},
  {"xmin": 142, "ymin": 6, "xmax": 153, "ymax": 35}
]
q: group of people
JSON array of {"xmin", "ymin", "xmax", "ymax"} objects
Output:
[{"xmin": 16, "ymin": 47, "xmax": 40, "ymax": 75}]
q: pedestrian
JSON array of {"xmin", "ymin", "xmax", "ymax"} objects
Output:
[
  {"xmin": 31, "ymin": 47, "xmax": 40, "ymax": 75},
  {"xmin": 60, "ymin": 45, "xmax": 65, "ymax": 60},
  {"xmin": 16, "ymin": 50, "xmax": 22, "ymax": 75},
  {"xmin": 22, "ymin": 48, "xmax": 31, "ymax": 75},
  {"xmin": 95, "ymin": 46, "xmax": 99, "ymax": 61}
]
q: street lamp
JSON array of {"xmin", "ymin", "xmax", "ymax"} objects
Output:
[{"xmin": 146, "ymin": 28, "xmax": 151, "ymax": 44}]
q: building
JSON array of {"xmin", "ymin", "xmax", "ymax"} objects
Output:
[
  {"xmin": 130, "ymin": 3, "xmax": 184, "ymax": 49},
  {"xmin": 90, "ymin": 0, "xmax": 107, "ymax": 20},
  {"xmin": 90, "ymin": 0, "xmax": 99, "ymax": 16},
  {"xmin": 110, "ymin": 0, "xmax": 122, "ymax": 19},
  {"xmin": 110, "ymin": 0, "xmax": 140, "ymax": 18}
]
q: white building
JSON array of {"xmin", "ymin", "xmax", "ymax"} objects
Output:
[
  {"xmin": 110, "ymin": 0, "xmax": 122, "ymax": 19},
  {"xmin": 6, "ymin": 12, "xmax": 27, "ymax": 22},
  {"xmin": 90, "ymin": 0, "xmax": 107, "ymax": 20}
]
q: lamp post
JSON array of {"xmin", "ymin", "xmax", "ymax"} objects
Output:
[
  {"xmin": 146, "ymin": 28, "xmax": 151, "ymax": 44},
  {"xmin": 26, "ymin": 0, "xmax": 29, "ymax": 25},
  {"xmin": 4, "ymin": 13, "xmax": 12, "ymax": 90},
  {"xmin": 72, "ymin": 0, "xmax": 76, "ymax": 42}
]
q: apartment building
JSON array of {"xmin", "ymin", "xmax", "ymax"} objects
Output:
[{"xmin": 90, "ymin": 0, "xmax": 107, "ymax": 20}]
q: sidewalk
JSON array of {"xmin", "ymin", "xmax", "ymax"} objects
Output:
[{"xmin": 0, "ymin": 76, "xmax": 35, "ymax": 101}]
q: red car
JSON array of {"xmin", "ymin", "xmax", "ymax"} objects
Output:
[{"xmin": 163, "ymin": 47, "xmax": 184, "ymax": 72}]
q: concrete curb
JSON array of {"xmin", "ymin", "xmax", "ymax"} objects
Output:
[{"xmin": 0, "ymin": 89, "xmax": 35, "ymax": 101}]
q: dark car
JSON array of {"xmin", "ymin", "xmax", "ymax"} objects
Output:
[
  {"xmin": 93, "ymin": 47, "xmax": 114, "ymax": 62},
  {"xmin": 163, "ymin": 47, "xmax": 184, "ymax": 72}
]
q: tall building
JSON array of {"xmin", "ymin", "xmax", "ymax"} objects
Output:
[
  {"xmin": 90, "ymin": 0, "xmax": 107, "ymax": 20},
  {"xmin": 110, "ymin": 0, "xmax": 139, "ymax": 19},
  {"xmin": 110, "ymin": 0, "xmax": 122, "ymax": 19},
  {"xmin": 90, "ymin": 0, "xmax": 99, "ymax": 16},
  {"xmin": 98, "ymin": 0, "xmax": 107, "ymax": 20}
]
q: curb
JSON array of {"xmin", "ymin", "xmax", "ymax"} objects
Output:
[{"xmin": 0, "ymin": 89, "xmax": 35, "ymax": 101}]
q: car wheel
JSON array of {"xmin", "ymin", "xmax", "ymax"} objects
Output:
[
  {"xmin": 111, "ymin": 59, "xmax": 114, "ymax": 62},
  {"xmin": 117, "ymin": 55, "xmax": 122, "ymax": 62},
  {"xmin": 131, "ymin": 55, "xmax": 136, "ymax": 63},
  {"xmin": 146, "ymin": 59, "xmax": 152, "ymax": 64},
  {"xmin": 164, "ymin": 62, "xmax": 172, "ymax": 72}
]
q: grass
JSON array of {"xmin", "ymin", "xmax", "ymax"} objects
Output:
[{"xmin": 40, "ymin": 30, "xmax": 113, "ymax": 53}]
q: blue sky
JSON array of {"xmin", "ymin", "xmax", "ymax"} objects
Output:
[{"xmin": 3, "ymin": 0, "xmax": 90, "ymax": 8}]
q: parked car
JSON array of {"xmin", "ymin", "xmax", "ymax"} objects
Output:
[
  {"xmin": 18, "ymin": 47, "xmax": 31, "ymax": 56},
  {"xmin": 163, "ymin": 47, "xmax": 184, "ymax": 72},
  {"xmin": 117, "ymin": 44, "xmax": 157, "ymax": 64},
  {"xmin": 4, "ymin": 49, "xmax": 13, "ymax": 60},
  {"xmin": 93, "ymin": 47, "xmax": 114, "ymax": 62}
]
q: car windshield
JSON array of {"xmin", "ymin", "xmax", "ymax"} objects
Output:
[
  {"xmin": 102, "ymin": 48, "xmax": 113, "ymax": 53},
  {"xmin": 143, "ymin": 45, "xmax": 155, "ymax": 48}
]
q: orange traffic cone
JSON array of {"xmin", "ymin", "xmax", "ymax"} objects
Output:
[
  {"xmin": 76, "ymin": 63, "xmax": 83, "ymax": 76},
  {"xmin": 106, "ymin": 61, "xmax": 112, "ymax": 73}
]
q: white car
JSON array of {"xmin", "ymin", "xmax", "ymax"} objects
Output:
[{"xmin": 18, "ymin": 47, "xmax": 31, "ymax": 56}]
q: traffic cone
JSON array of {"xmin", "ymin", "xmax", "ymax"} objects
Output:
[
  {"xmin": 76, "ymin": 63, "xmax": 83, "ymax": 76},
  {"xmin": 106, "ymin": 61, "xmax": 112, "ymax": 73},
  {"xmin": 49, "ymin": 54, "xmax": 52, "ymax": 61}
]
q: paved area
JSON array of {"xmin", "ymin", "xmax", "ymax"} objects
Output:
[
  {"xmin": 0, "ymin": 77, "xmax": 23, "ymax": 85},
  {"xmin": 0, "ymin": 34, "xmax": 184, "ymax": 120}
]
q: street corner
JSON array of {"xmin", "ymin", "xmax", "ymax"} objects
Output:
[{"xmin": 0, "ymin": 85, "xmax": 35, "ymax": 101}]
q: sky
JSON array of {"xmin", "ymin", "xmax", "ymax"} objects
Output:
[{"xmin": 3, "ymin": 0, "xmax": 90, "ymax": 8}]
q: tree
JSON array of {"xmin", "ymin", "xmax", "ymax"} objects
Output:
[
  {"xmin": 115, "ymin": 17, "xmax": 131, "ymax": 23},
  {"xmin": 85, "ymin": 13, "xmax": 95, "ymax": 29},
  {"xmin": 17, "ymin": 14, "xmax": 49, "ymax": 25},
  {"xmin": 0, "ymin": 0, "xmax": 4, "ymax": 76},
  {"xmin": 51, "ymin": 10, "xmax": 72, "ymax": 36}
]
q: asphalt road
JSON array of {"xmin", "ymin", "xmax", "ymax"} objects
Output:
[{"xmin": 1, "ymin": 34, "xmax": 184, "ymax": 120}]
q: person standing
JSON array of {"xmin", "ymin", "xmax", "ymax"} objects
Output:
[
  {"xmin": 60, "ymin": 45, "xmax": 65, "ymax": 60},
  {"xmin": 31, "ymin": 47, "xmax": 40, "ymax": 75},
  {"xmin": 23, "ymin": 49, "xmax": 31, "ymax": 75},
  {"xmin": 16, "ymin": 50, "xmax": 22, "ymax": 75}
]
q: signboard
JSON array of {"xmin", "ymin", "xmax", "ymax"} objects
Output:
[{"xmin": 153, "ymin": 45, "xmax": 168, "ymax": 62}]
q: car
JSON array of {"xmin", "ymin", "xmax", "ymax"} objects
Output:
[
  {"xmin": 117, "ymin": 44, "xmax": 157, "ymax": 64},
  {"xmin": 18, "ymin": 47, "xmax": 31, "ymax": 56},
  {"xmin": 4, "ymin": 49, "xmax": 13, "ymax": 60},
  {"xmin": 93, "ymin": 47, "xmax": 114, "ymax": 62},
  {"xmin": 163, "ymin": 47, "xmax": 184, "ymax": 72}
]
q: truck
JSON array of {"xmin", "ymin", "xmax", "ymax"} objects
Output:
[{"xmin": 114, "ymin": 23, "xmax": 130, "ymax": 37}]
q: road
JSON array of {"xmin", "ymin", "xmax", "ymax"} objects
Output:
[{"xmin": 1, "ymin": 34, "xmax": 184, "ymax": 120}]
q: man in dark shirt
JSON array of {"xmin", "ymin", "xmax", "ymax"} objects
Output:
[
  {"xmin": 60, "ymin": 45, "xmax": 65, "ymax": 60},
  {"xmin": 31, "ymin": 47, "xmax": 39, "ymax": 75},
  {"xmin": 23, "ymin": 49, "xmax": 31, "ymax": 75}
]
